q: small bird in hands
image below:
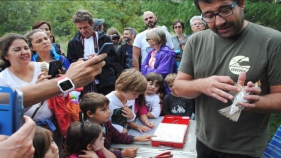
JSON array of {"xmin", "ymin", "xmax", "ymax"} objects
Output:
[{"xmin": 219, "ymin": 80, "xmax": 261, "ymax": 122}]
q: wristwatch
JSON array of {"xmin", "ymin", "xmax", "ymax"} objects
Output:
[{"xmin": 57, "ymin": 76, "xmax": 75, "ymax": 93}]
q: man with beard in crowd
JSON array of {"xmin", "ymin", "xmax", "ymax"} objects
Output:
[
  {"xmin": 132, "ymin": 11, "xmax": 174, "ymax": 71},
  {"xmin": 116, "ymin": 27, "xmax": 137, "ymax": 69}
]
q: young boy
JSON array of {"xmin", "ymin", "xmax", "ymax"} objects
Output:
[
  {"xmin": 106, "ymin": 68, "xmax": 148, "ymax": 134},
  {"xmin": 162, "ymin": 73, "xmax": 195, "ymax": 117},
  {"xmin": 79, "ymin": 92, "xmax": 154, "ymax": 158},
  {"xmin": 145, "ymin": 72, "xmax": 163, "ymax": 119}
]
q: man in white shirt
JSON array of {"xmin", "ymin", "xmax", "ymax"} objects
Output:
[
  {"xmin": 67, "ymin": 10, "xmax": 122, "ymax": 95},
  {"xmin": 133, "ymin": 11, "xmax": 174, "ymax": 71}
]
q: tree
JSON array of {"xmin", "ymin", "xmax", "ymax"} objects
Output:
[
  {"xmin": 245, "ymin": 1, "xmax": 281, "ymax": 31},
  {"xmin": 38, "ymin": 0, "xmax": 96, "ymax": 38},
  {"xmin": 92, "ymin": 0, "xmax": 143, "ymax": 33},
  {"xmin": 141, "ymin": 0, "xmax": 199, "ymax": 34},
  {"xmin": 0, "ymin": 1, "xmax": 42, "ymax": 36},
  {"xmin": 0, "ymin": 0, "xmax": 280, "ymax": 38}
]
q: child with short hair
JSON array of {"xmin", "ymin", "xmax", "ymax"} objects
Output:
[
  {"xmin": 106, "ymin": 68, "xmax": 147, "ymax": 134},
  {"xmin": 145, "ymin": 72, "xmax": 163, "ymax": 119},
  {"xmin": 33, "ymin": 126, "xmax": 59, "ymax": 158},
  {"xmin": 63, "ymin": 121, "xmax": 115, "ymax": 158},
  {"xmin": 80, "ymin": 92, "xmax": 154, "ymax": 158},
  {"xmin": 163, "ymin": 73, "xmax": 195, "ymax": 117}
]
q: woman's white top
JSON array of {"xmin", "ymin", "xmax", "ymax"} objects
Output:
[{"xmin": 0, "ymin": 62, "xmax": 53, "ymax": 121}]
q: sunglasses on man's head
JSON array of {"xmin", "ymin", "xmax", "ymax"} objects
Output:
[{"xmin": 144, "ymin": 16, "xmax": 153, "ymax": 21}]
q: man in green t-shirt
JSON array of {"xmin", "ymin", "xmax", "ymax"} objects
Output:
[{"xmin": 174, "ymin": 0, "xmax": 281, "ymax": 157}]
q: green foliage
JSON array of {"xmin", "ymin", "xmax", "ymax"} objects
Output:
[
  {"xmin": 0, "ymin": 0, "xmax": 280, "ymax": 37},
  {"xmin": 93, "ymin": 0, "xmax": 143, "ymax": 33},
  {"xmin": 141, "ymin": 0, "xmax": 198, "ymax": 34},
  {"xmin": 269, "ymin": 114, "xmax": 281, "ymax": 140},
  {"xmin": 0, "ymin": 1, "xmax": 43, "ymax": 36},
  {"xmin": 245, "ymin": 1, "xmax": 281, "ymax": 31},
  {"xmin": 38, "ymin": 1, "xmax": 95, "ymax": 38}
]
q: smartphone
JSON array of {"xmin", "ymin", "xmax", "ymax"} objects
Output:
[
  {"xmin": 14, "ymin": 89, "xmax": 24, "ymax": 132},
  {"xmin": 0, "ymin": 86, "xmax": 24, "ymax": 135},
  {"xmin": 48, "ymin": 60, "xmax": 62, "ymax": 78},
  {"xmin": 97, "ymin": 43, "xmax": 116, "ymax": 55}
]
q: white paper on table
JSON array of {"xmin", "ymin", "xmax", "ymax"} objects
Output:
[{"xmin": 151, "ymin": 123, "xmax": 188, "ymax": 143}]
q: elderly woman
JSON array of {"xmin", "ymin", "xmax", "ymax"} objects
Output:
[
  {"xmin": 141, "ymin": 28, "xmax": 176, "ymax": 93},
  {"xmin": 32, "ymin": 20, "xmax": 65, "ymax": 55},
  {"xmin": 141, "ymin": 28, "xmax": 176, "ymax": 78},
  {"xmin": 25, "ymin": 29, "xmax": 70, "ymax": 71}
]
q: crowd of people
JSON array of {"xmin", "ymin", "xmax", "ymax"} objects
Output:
[{"xmin": 0, "ymin": 0, "xmax": 281, "ymax": 158}]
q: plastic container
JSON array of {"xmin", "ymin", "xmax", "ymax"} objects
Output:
[{"xmin": 151, "ymin": 115, "xmax": 190, "ymax": 148}]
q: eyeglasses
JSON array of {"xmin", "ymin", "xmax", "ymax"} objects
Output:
[
  {"xmin": 201, "ymin": 1, "xmax": 237, "ymax": 23},
  {"xmin": 146, "ymin": 38, "xmax": 152, "ymax": 42},
  {"xmin": 192, "ymin": 23, "xmax": 204, "ymax": 26},
  {"xmin": 174, "ymin": 26, "xmax": 182, "ymax": 29},
  {"xmin": 144, "ymin": 16, "xmax": 153, "ymax": 21}
]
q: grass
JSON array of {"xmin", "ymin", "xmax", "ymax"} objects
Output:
[{"xmin": 269, "ymin": 113, "xmax": 281, "ymax": 140}]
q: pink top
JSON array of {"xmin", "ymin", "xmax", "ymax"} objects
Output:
[
  {"xmin": 67, "ymin": 151, "xmax": 104, "ymax": 158},
  {"xmin": 67, "ymin": 153, "xmax": 79, "ymax": 158},
  {"xmin": 148, "ymin": 50, "xmax": 157, "ymax": 68},
  {"xmin": 134, "ymin": 101, "xmax": 148, "ymax": 115}
]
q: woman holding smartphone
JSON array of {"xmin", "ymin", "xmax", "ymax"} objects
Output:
[
  {"xmin": 25, "ymin": 29, "xmax": 70, "ymax": 72},
  {"xmin": 25, "ymin": 29, "xmax": 72, "ymax": 156},
  {"xmin": 0, "ymin": 33, "xmax": 65, "ymax": 157}
]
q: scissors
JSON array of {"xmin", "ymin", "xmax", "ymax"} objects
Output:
[{"xmin": 155, "ymin": 151, "xmax": 173, "ymax": 158}]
